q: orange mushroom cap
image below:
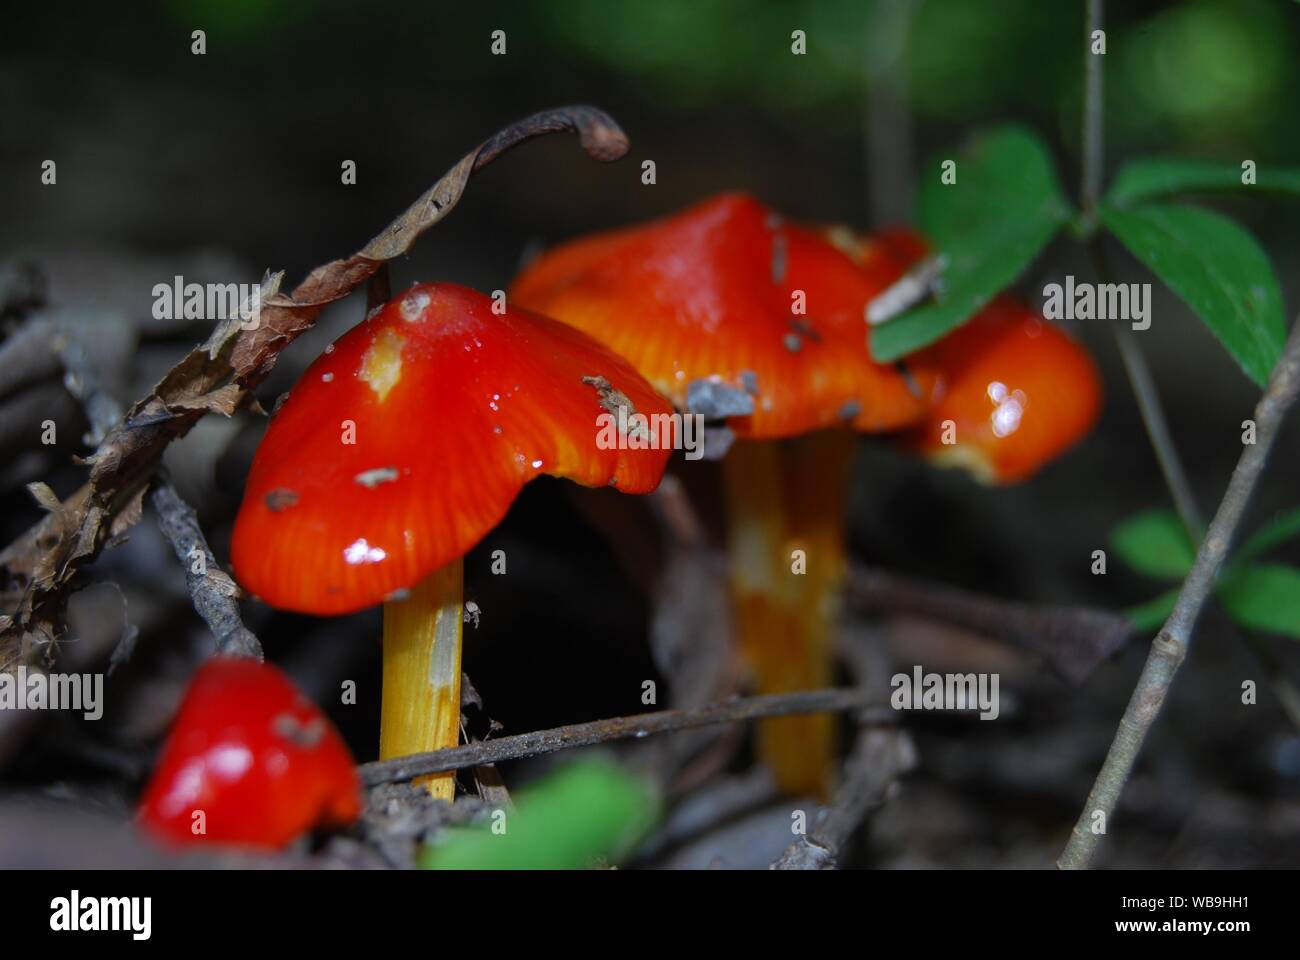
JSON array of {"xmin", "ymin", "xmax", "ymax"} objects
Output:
[
  {"xmin": 904, "ymin": 296, "xmax": 1103, "ymax": 484},
  {"xmin": 840, "ymin": 225, "xmax": 1104, "ymax": 484},
  {"xmin": 510, "ymin": 192, "xmax": 934, "ymax": 439},
  {"xmin": 231, "ymin": 282, "xmax": 673, "ymax": 615}
]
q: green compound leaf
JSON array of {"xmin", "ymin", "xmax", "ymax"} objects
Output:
[{"xmin": 1100, "ymin": 202, "xmax": 1285, "ymax": 387}]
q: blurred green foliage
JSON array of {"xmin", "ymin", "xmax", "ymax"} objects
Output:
[
  {"xmin": 153, "ymin": 0, "xmax": 1300, "ymax": 158},
  {"xmin": 419, "ymin": 760, "xmax": 659, "ymax": 870},
  {"xmin": 1115, "ymin": 505, "xmax": 1300, "ymax": 639}
]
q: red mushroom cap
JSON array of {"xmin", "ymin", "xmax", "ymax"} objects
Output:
[
  {"xmin": 510, "ymin": 193, "xmax": 934, "ymax": 438},
  {"xmin": 905, "ymin": 296, "xmax": 1103, "ymax": 484},
  {"xmin": 828, "ymin": 224, "xmax": 1103, "ymax": 483},
  {"xmin": 137, "ymin": 657, "xmax": 360, "ymax": 849},
  {"xmin": 231, "ymin": 282, "xmax": 673, "ymax": 615}
]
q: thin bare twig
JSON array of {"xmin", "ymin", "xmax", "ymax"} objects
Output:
[
  {"xmin": 772, "ymin": 627, "xmax": 915, "ymax": 869},
  {"xmin": 149, "ymin": 481, "xmax": 262, "ymax": 659},
  {"xmin": 1079, "ymin": 0, "xmax": 1200, "ymax": 537},
  {"xmin": 1102, "ymin": 249, "xmax": 1205, "ymax": 535},
  {"xmin": 864, "ymin": 0, "xmax": 919, "ymax": 225},
  {"xmin": 55, "ymin": 332, "xmax": 123, "ymax": 447},
  {"xmin": 360, "ymin": 687, "xmax": 894, "ymax": 787},
  {"xmin": 0, "ymin": 317, "xmax": 60, "ymax": 401},
  {"xmin": 770, "ymin": 728, "xmax": 916, "ymax": 869},
  {"xmin": 1059, "ymin": 317, "xmax": 1300, "ymax": 869},
  {"xmin": 1080, "ymin": 0, "xmax": 1104, "ymax": 229},
  {"xmin": 1238, "ymin": 629, "xmax": 1300, "ymax": 733},
  {"xmin": 846, "ymin": 566, "xmax": 1133, "ymax": 685}
]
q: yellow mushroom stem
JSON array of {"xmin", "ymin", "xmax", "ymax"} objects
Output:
[
  {"xmin": 380, "ymin": 560, "xmax": 464, "ymax": 800},
  {"xmin": 723, "ymin": 431, "xmax": 854, "ymax": 799}
]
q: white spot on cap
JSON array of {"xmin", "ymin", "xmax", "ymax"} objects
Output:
[
  {"xmin": 321, "ymin": 372, "xmax": 334, "ymax": 382},
  {"xmin": 209, "ymin": 743, "xmax": 253, "ymax": 780},
  {"xmin": 400, "ymin": 289, "xmax": 431, "ymax": 322},
  {"xmin": 344, "ymin": 538, "xmax": 387, "ymax": 565},
  {"xmin": 354, "ymin": 467, "xmax": 400, "ymax": 488}
]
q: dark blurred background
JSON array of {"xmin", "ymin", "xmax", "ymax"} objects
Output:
[{"xmin": 3, "ymin": 0, "xmax": 1300, "ymax": 867}]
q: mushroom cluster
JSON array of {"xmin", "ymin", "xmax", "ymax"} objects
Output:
[
  {"xmin": 138, "ymin": 191, "xmax": 1101, "ymax": 847},
  {"xmin": 513, "ymin": 194, "xmax": 1101, "ymax": 796}
]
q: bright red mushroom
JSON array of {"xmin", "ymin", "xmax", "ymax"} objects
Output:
[
  {"xmin": 138, "ymin": 657, "xmax": 360, "ymax": 849},
  {"xmin": 230, "ymin": 282, "xmax": 673, "ymax": 799}
]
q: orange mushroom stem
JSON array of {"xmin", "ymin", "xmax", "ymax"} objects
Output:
[{"xmin": 231, "ymin": 283, "xmax": 672, "ymax": 799}]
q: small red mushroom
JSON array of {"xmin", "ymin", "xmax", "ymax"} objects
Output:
[
  {"xmin": 904, "ymin": 296, "xmax": 1103, "ymax": 484},
  {"xmin": 847, "ymin": 226, "xmax": 1104, "ymax": 484},
  {"xmin": 138, "ymin": 657, "xmax": 360, "ymax": 849},
  {"xmin": 230, "ymin": 283, "xmax": 672, "ymax": 798}
]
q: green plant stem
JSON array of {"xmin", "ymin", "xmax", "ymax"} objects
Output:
[
  {"xmin": 1079, "ymin": 0, "xmax": 1104, "ymax": 230},
  {"xmin": 1096, "ymin": 245, "xmax": 1205, "ymax": 536}
]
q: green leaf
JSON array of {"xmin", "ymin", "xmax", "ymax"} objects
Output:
[
  {"xmin": 1232, "ymin": 507, "xmax": 1300, "ymax": 567},
  {"xmin": 1107, "ymin": 158, "xmax": 1300, "ymax": 207},
  {"xmin": 418, "ymin": 761, "xmax": 658, "ymax": 870},
  {"xmin": 1217, "ymin": 564, "xmax": 1300, "ymax": 639},
  {"xmin": 1125, "ymin": 588, "xmax": 1180, "ymax": 633},
  {"xmin": 871, "ymin": 125, "xmax": 1071, "ymax": 362},
  {"xmin": 1101, "ymin": 202, "xmax": 1286, "ymax": 387},
  {"xmin": 916, "ymin": 126, "xmax": 1068, "ymax": 245},
  {"xmin": 1111, "ymin": 508, "xmax": 1196, "ymax": 580}
]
